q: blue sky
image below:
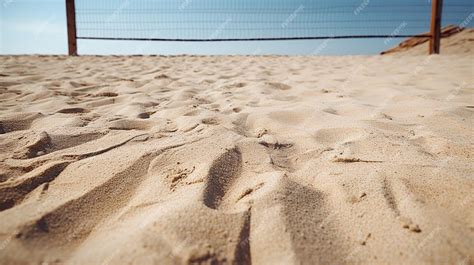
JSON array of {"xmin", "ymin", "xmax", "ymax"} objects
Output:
[{"xmin": 1, "ymin": 0, "xmax": 472, "ymax": 55}]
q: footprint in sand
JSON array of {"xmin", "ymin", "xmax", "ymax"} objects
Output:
[
  {"xmin": 232, "ymin": 107, "xmax": 242, "ymax": 113},
  {"xmin": 108, "ymin": 119, "xmax": 154, "ymax": 131},
  {"xmin": 69, "ymin": 81, "xmax": 91, "ymax": 88},
  {"xmin": 265, "ymin": 82, "xmax": 292, "ymax": 90},
  {"xmin": 93, "ymin": 92, "xmax": 118, "ymax": 98},
  {"xmin": 0, "ymin": 112, "xmax": 44, "ymax": 134},
  {"xmin": 201, "ymin": 117, "xmax": 219, "ymax": 125},
  {"xmin": 13, "ymin": 131, "xmax": 51, "ymax": 159},
  {"xmin": 57, "ymin": 107, "xmax": 89, "ymax": 114}
]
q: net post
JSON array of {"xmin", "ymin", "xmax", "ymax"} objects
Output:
[
  {"xmin": 66, "ymin": 0, "xmax": 78, "ymax": 56},
  {"xmin": 429, "ymin": 0, "xmax": 443, "ymax": 54}
]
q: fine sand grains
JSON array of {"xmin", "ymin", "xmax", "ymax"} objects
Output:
[{"xmin": 0, "ymin": 54, "xmax": 472, "ymax": 265}]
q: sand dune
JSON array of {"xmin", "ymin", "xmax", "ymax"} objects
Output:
[
  {"xmin": 0, "ymin": 54, "xmax": 473, "ymax": 265},
  {"xmin": 382, "ymin": 26, "xmax": 474, "ymax": 55}
]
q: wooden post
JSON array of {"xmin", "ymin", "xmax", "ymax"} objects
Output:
[
  {"xmin": 66, "ymin": 0, "xmax": 78, "ymax": 56},
  {"xmin": 429, "ymin": 0, "xmax": 443, "ymax": 54}
]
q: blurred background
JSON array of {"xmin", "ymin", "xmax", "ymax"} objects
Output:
[{"xmin": 1, "ymin": 0, "xmax": 472, "ymax": 55}]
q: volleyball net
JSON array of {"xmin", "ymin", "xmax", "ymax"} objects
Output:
[{"xmin": 67, "ymin": 0, "xmax": 472, "ymax": 53}]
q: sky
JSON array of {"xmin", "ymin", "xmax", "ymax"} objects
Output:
[{"xmin": 0, "ymin": 0, "xmax": 473, "ymax": 55}]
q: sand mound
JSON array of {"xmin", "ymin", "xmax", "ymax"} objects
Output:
[
  {"xmin": 382, "ymin": 25, "xmax": 474, "ymax": 55},
  {"xmin": 0, "ymin": 54, "xmax": 473, "ymax": 264}
]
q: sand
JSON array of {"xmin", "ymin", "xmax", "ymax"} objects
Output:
[
  {"xmin": 0, "ymin": 51, "xmax": 473, "ymax": 265},
  {"xmin": 382, "ymin": 27, "xmax": 474, "ymax": 55}
]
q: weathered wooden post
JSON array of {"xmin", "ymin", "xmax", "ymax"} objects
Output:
[
  {"xmin": 66, "ymin": 0, "xmax": 78, "ymax": 56},
  {"xmin": 429, "ymin": 0, "xmax": 443, "ymax": 54}
]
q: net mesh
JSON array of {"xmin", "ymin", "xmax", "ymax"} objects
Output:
[{"xmin": 74, "ymin": 0, "xmax": 473, "ymax": 41}]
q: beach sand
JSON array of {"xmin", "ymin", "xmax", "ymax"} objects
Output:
[
  {"xmin": 382, "ymin": 27, "xmax": 474, "ymax": 55},
  {"xmin": 0, "ymin": 52, "xmax": 473, "ymax": 264}
]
